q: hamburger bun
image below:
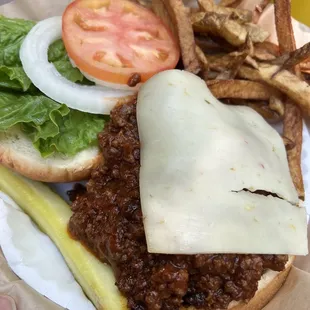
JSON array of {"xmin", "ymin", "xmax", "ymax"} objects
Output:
[{"xmin": 0, "ymin": 127, "xmax": 102, "ymax": 183}]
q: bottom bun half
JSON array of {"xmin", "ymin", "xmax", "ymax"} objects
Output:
[{"xmin": 0, "ymin": 127, "xmax": 103, "ymax": 182}]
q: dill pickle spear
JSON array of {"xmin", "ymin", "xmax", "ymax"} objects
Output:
[{"xmin": 0, "ymin": 165, "xmax": 127, "ymax": 310}]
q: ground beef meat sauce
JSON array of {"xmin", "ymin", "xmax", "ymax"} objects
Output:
[{"xmin": 68, "ymin": 100, "xmax": 288, "ymax": 310}]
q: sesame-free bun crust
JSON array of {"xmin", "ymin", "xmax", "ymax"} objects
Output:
[{"xmin": 0, "ymin": 127, "xmax": 102, "ymax": 182}]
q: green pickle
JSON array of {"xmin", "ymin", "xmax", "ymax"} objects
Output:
[{"xmin": 0, "ymin": 165, "xmax": 127, "ymax": 310}]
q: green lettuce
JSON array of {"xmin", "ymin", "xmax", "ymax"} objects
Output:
[
  {"xmin": 0, "ymin": 16, "xmax": 107, "ymax": 158},
  {"xmin": 0, "ymin": 92, "xmax": 69, "ymax": 130},
  {"xmin": 48, "ymin": 40, "xmax": 85, "ymax": 83},
  {"xmin": 30, "ymin": 111, "xmax": 107, "ymax": 158},
  {"xmin": 0, "ymin": 16, "xmax": 34, "ymax": 91},
  {"xmin": 0, "ymin": 16, "xmax": 85, "ymax": 89},
  {"xmin": 0, "ymin": 92, "xmax": 106, "ymax": 158}
]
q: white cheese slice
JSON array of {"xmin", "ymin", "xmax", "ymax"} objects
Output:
[{"xmin": 137, "ymin": 70, "xmax": 308, "ymax": 255}]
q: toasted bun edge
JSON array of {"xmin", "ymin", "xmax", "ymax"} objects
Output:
[{"xmin": 0, "ymin": 127, "xmax": 103, "ymax": 183}]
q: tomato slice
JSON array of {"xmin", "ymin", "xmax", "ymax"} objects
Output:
[{"xmin": 62, "ymin": 0, "xmax": 180, "ymax": 85}]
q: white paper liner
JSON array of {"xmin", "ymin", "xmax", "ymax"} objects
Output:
[
  {"xmin": 0, "ymin": 193, "xmax": 95, "ymax": 310},
  {"xmin": 0, "ymin": 1, "xmax": 310, "ymax": 309}
]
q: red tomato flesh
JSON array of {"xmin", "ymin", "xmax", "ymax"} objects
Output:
[{"xmin": 62, "ymin": 0, "xmax": 180, "ymax": 85}]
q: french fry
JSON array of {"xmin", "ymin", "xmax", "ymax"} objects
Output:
[
  {"xmin": 253, "ymin": 49, "xmax": 277, "ymax": 61},
  {"xmin": 195, "ymin": 36, "xmax": 233, "ymax": 53},
  {"xmin": 153, "ymin": 0, "xmax": 201, "ymax": 74},
  {"xmin": 195, "ymin": 45, "xmax": 209, "ymax": 71},
  {"xmin": 273, "ymin": 42, "xmax": 310, "ymax": 74},
  {"xmin": 204, "ymin": 54, "xmax": 228, "ymax": 71},
  {"xmin": 191, "ymin": 12, "xmax": 248, "ymax": 46},
  {"xmin": 300, "ymin": 60, "xmax": 310, "ymax": 74},
  {"xmin": 205, "ymin": 51, "xmax": 255, "ymax": 73},
  {"xmin": 218, "ymin": 0, "xmax": 243, "ymax": 8},
  {"xmin": 238, "ymin": 63, "xmax": 310, "ymax": 117},
  {"xmin": 282, "ymin": 103, "xmax": 304, "ymax": 199},
  {"xmin": 197, "ymin": 0, "xmax": 213, "ymax": 10},
  {"xmin": 198, "ymin": 0, "xmax": 252, "ymax": 23},
  {"xmin": 224, "ymin": 99, "xmax": 282, "ymax": 122},
  {"xmin": 216, "ymin": 53, "xmax": 247, "ymax": 79},
  {"xmin": 151, "ymin": 0, "xmax": 176, "ymax": 36},
  {"xmin": 244, "ymin": 23, "xmax": 269, "ymax": 44},
  {"xmin": 247, "ymin": 102, "xmax": 282, "ymax": 122},
  {"xmin": 204, "ymin": 70, "xmax": 220, "ymax": 79},
  {"xmin": 282, "ymin": 136, "xmax": 296, "ymax": 151},
  {"xmin": 254, "ymin": 41, "xmax": 280, "ymax": 58},
  {"xmin": 192, "ymin": 12, "xmax": 269, "ymax": 46},
  {"xmin": 208, "ymin": 34, "xmax": 238, "ymax": 51},
  {"xmin": 274, "ymin": 0, "xmax": 304, "ymax": 199},
  {"xmin": 245, "ymin": 55, "xmax": 259, "ymax": 69},
  {"xmin": 274, "ymin": 0, "xmax": 296, "ymax": 53},
  {"xmin": 243, "ymin": 34, "xmax": 254, "ymax": 55},
  {"xmin": 206, "ymin": 53, "xmax": 243, "ymax": 72},
  {"xmin": 207, "ymin": 80, "xmax": 280, "ymax": 100},
  {"xmin": 269, "ymin": 95, "xmax": 285, "ymax": 117}
]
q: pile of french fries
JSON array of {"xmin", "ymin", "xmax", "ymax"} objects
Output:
[{"xmin": 152, "ymin": 0, "xmax": 310, "ymax": 199}]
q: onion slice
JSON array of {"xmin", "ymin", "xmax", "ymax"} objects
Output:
[{"xmin": 20, "ymin": 16, "xmax": 135, "ymax": 115}]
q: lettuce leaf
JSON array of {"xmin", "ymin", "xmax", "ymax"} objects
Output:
[
  {"xmin": 0, "ymin": 92, "xmax": 69, "ymax": 130},
  {"xmin": 0, "ymin": 65, "xmax": 32, "ymax": 91},
  {"xmin": 0, "ymin": 16, "xmax": 34, "ymax": 91},
  {"xmin": 31, "ymin": 111, "xmax": 107, "ymax": 158},
  {"xmin": 0, "ymin": 17, "xmax": 84, "ymax": 91},
  {"xmin": 0, "ymin": 16, "xmax": 107, "ymax": 158},
  {"xmin": 0, "ymin": 16, "xmax": 35, "ymax": 65},
  {"xmin": 0, "ymin": 92, "xmax": 106, "ymax": 158},
  {"xmin": 48, "ymin": 40, "xmax": 85, "ymax": 83}
]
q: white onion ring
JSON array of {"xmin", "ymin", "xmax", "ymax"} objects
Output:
[{"xmin": 20, "ymin": 16, "xmax": 135, "ymax": 115}]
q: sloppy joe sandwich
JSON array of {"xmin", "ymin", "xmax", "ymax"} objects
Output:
[
  {"xmin": 67, "ymin": 70, "xmax": 308, "ymax": 309},
  {"xmin": 0, "ymin": 0, "xmax": 309, "ymax": 309}
]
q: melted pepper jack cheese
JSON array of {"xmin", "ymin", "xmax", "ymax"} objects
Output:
[{"xmin": 137, "ymin": 70, "xmax": 308, "ymax": 255}]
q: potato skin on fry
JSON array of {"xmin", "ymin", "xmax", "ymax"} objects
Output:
[
  {"xmin": 207, "ymin": 80, "xmax": 278, "ymax": 100},
  {"xmin": 238, "ymin": 64, "xmax": 310, "ymax": 117},
  {"xmin": 218, "ymin": 0, "xmax": 243, "ymax": 8},
  {"xmin": 276, "ymin": 42, "xmax": 310, "ymax": 73},
  {"xmin": 192, "ymin": 12, "xmax": 248, "ymax": 46},
  {"xmin": 274, "ymin": 0, "xmax": 305, "ymax": 200},
  {"xmin": 283, "ymin": 103, "xmax": 304, "ymax": 199},
  {"xmin": 191, "ymin": 12, "xmax": 268, "ymax": 46},
  {"xmin": 247, "ymin": 101, "xmax": 281, "ymax": 122},
  {"xmin": 269, "ymin": 95, "xmax": 285, "ymax": 117},
  {"xmin": 274, "ymin": 0, "xmax": 296, "ymax": 54},
  {"xmin": 153, "ymin": 0, "xmax": 201, "ymax": 74},
  {"xmin": 198, "ymin": 0, "xmax": 252, "ymax": 23},
  {"xmin": 255, "ymin": 41, "xmax": 280, "ymax": 57}
]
